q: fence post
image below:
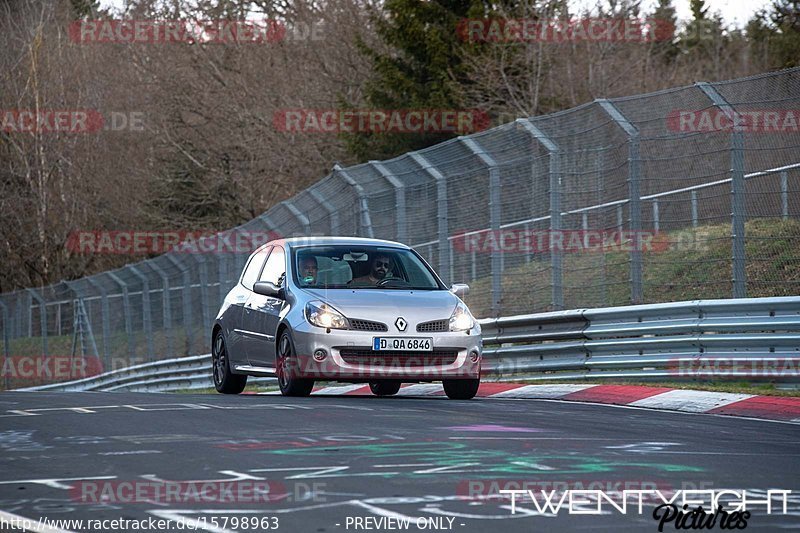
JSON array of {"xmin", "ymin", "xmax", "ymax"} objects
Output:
[
  {"xmin": 781, "ymin": 171, "xmax": 789, "ymax": 220},
  {"xmin": 691, "ymin": 191, "xmax": 698, "ymax": 228},
  {"xmin": 516, "ymin": 118, "xmax": 563, "ymax": 310},
  {"xmin": 147, "ymin": 261, "xmax": 173, "ymax": 358},
  {"xmin": 165, "ymin": 254, "xmax": 193, "ymax": 354},
  {"xmin": 460, "ymin": 136, "xmax": 502, "ymax": 316},
  {"xmin": 191, "ymin": 254, "xmax": 211, "ymax": 334},
  {"xmin": 653, "ymin": 200, "xmax": 660, "ymax": 232},
  {"xmin": 370, "ymin": 161, "xmax": 407, "ymax": 243},
  {"xmin": 598, "ymin": 99, "xmax": 643, "ymax": 304},
  {"xmin": 333, "ymin": 164, "xmax": 374, "ymax": 238},
  {"xmin": 26, "ymin": 288, "xmax": 48, "ymax": 358},
  {"xmin": 85, "ymin": 277, "xmax": 110, "ymax": 368},
  {"xmin": 309, "ymin": 186, "xmax": 341, "ymax": 236},
  {"xmin": 16, "ymin": 292, "xmax": 24, "ymax": 338},
  {"xmin": 0, "ymin": 300, "xmax": 10, "ymax": 390},
  {"xmin": 697, "ymin": 82, "xmax": 746, "ymax": 298},
  {"xmin": 216, "ymin": 244, "xmax": 230, "ymax": 309},
  {"xmin": 126, "ymin": 265, "xmax": 154, "ymax": 361},
  {"xmin": 410, "ymin": 152, "xmax": 450, "ymax": 285},
  {"xmin": 283, "ymin": 199, "xmax": 311, "ymax": 236},
  {"xmin": 63, "ymin": 280, "xmax": 100, "ymax": 374},
  {"xmin": 105, "ymin": 272, "xmax": 134, "ymax": 360}
]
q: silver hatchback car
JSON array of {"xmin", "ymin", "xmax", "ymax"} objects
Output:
[{"xmin": 211, "ymin": 237, "xmax": 482, "ymax": 399}]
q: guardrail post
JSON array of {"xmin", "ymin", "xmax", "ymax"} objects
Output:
[
  {"xmin": 460, "ymin": 136, "xmax": 502, "ymax": 315},
  {"xmin": 165, "ymin": 255, "xmax": 193, "ymax": 354},
  {"xmin": 516, "ymin": 118, "xmax": 563, "ymax": 309},
  {"xmin": 691, "ymin": 191, "xmax": 698, "ymax": 228},
  {"xmin": 370, "ymin": 161, "xmax": 407, "ymax": 242},
  {"xmin": 105, "ymin": 272, "xmax": 134, "ymax": 359},
  {"xmin": 0, "ymin": 300, "xmax": 10, "ymax": 390},
  {"xmin": 283, "ymin": 199, "xmax": 311, "ymax": 237},
  {"xmin": 126, "ymin": 265, "xmax": 154, "ymax": 361},
  {"xmin": 308, "ymin": 186, "xmax": 341, "ymax": 236},
  {"xmin": 598, "ymin": 99, "xmax": 643, "ymax": 304},
  {"xmin": 781, "ymin": 171, "xmax": 789, "ymax": 221},
  {"xmin": 26, "ymin": 288, "xmax": 48, "ymax": 358},
  {"xmin": 147, "ymin": 261, "xmax": 173, "ymax": 357},
  {"xmin": 333, "ymin": 164, "xmax": 374, "ymax": 238},
  {"xmin": 410, "ymin": 152, "xmax": 450, "ymax": 285},
  {"xmin": 85, "ymin": 277, "xmax": 111, "ymax": 368},
  {"xmin": 697, "ymin": 82, "xmax": 746, "ymax": 298}
]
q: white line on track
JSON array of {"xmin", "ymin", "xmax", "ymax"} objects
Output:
[{"xmin": 0, "ymin": 510, "xmax": 76, "ymax": 533}]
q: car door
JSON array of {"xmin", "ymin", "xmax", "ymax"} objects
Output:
[
  {"xmin": 245, "ymin": 246, "xmax": 286, "ymax": 368},
  {"xmin": 228, "ymin": 246, "xmax": 271, "ymax": 367}
]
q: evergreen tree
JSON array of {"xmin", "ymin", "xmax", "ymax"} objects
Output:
[
  {"xmin": 346, "ymin": 0, "xmax": 485, "ymax": 161},
  {"xmin": 753, "ymin": 0, "xmax": 800, "ymax": 67},
  {"xmin": 650, "ymin": 0, "xmax": 679, "ymax": 60}
]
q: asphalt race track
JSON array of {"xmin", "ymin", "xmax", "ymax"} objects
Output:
[{"xmin": 1, "ymin": 392, "xmax": 800, "ymax": 532}]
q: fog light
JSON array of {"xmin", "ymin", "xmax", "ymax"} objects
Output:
[
  {"xmin": 313, "ymin": 349, "xmax": 327, "ymax": 362},
  {"xmin": 470, "ymin": 350, "xmax": 480, "ymax": 363}
]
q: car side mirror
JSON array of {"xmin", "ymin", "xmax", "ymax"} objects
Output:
[
  {"xmin": 450, "ymin": 283, "xmax": 469, "ymax": 297},
  {"xmin": 253, "ymin": 281, "xmax": 284, "ymax": 299}
]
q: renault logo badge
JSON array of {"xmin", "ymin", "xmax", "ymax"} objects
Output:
[{"xmin": 395, "ymin": 317, "xmax": 407, "ymax": 331}]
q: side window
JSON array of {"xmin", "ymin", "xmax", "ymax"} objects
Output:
[
  {"xmin": 259, "ymin": 246, "xmax": 286, "ymax": 285},
  {"xmin": 241, "ymin": 247, "xmax": 271, "ymax": 290}
]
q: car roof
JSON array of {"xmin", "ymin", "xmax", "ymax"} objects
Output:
[{"xmin": 263, "ymin": 236, "xmax": 412, "ymax": 251}]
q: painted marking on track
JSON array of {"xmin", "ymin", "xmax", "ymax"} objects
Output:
[
  {"xmin": 629, "ymin": 390, "xmax": 754, "ymax": 412},
  {"xmin": 488, "ymin": 384, "xmax": 595, "ymax": 398},
  {"xmin": 441, "ymin": 424, "xmax": 543, "ymax": 433},
  {"xmin": 0, "ymin": 510, "xmax": 76, "ymax": 533},
  {"xmin": 348, "ymin": 499, "xmax": 419, "ymax": 521},
  {"xmin": 122, "ymin": 403, "xmax": 212, "ymax": 411},
  {"xmin": 0, "ymin": 476, "xmax": 116, "ymax": 490},
  {"xmin": 395, "ymin": 384, "xmax": 445, "ymax": 396},
  {"xmin": 148, "ymin": 511, "xmax": 233, "ymax": 533},
  {"xmin": 313, "ymin": 384, "xmax": 369, "ymax": 395}
]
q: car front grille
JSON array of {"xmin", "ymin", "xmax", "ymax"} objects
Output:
[
  {"xmin": 416, "ymin": 319, "xmax": 449, "ymax": 333},
  {"xmin": 338, "ymin": 348, "xmax": 459, "ymax": 367},
  {"xmin": 349, "ymin": 319, "xmax": 388, "ymax": 332}
]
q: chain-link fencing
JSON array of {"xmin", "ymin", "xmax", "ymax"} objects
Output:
[{"xmin": 2, "ymin": 67, "xmax": 799, "ymax": 388}]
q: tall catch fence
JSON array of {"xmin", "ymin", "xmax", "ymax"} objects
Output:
[{"xmin": 1, "ymin": 68, "xmax": 799, "ymax": 386}]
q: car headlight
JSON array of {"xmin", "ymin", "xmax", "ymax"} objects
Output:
[
  {"xmin": 449, "ymin": 302, "xmax": 475, "ymax": 332},
  {"xmin": 305, "ymin": 301, "xmax": 349, "ymax": 330}
]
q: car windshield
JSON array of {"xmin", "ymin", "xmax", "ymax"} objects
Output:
[{"xmin": 292, "ymin": 245, "xmax": 443, "ymax": 290}]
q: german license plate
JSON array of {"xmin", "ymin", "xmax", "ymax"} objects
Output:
[{"xmin": 372, "ymin": 337, "xmax": 433, "ymax": 352}]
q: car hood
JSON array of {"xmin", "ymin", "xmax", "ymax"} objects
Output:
[{"xmin": 299, "ymin": 288, "xmax": 460, "ymax": 325}]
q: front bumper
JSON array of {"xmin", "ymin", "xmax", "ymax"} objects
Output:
[{"xmin": 289, "ymin": 320, "xmax": 482, "ymax": 381}]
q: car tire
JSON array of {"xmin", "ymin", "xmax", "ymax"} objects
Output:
[
  {"xmin": 442, "ymin": 378, "xmax": 480, "ymax": 400},
  {"xmin": 369, "ymin": 381, "xmax": 402, "ymax": 396},
  {"xmin": 276, "ymin": 330, "xmax": 314, "ymax": 397},
  {"xmin": 212, "ymin": 331, "xmax": 247, "ymax": 394}
]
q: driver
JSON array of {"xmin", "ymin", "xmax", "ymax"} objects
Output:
[
  {"xmin": 349, "ymin": 253, "xmax": 392, "ymax": 286},
  {"xmin": 298, "ymin": 255, "xmax": 318, "ymax": 286}
]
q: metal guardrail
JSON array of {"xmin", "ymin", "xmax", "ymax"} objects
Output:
[
  {"xmin": 480, "ymin": 296, "xmax": 800, "ymax": 381},
  {"xmin": 16, "ymin": 296, "xmax": 800, "ymax": 392}
]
